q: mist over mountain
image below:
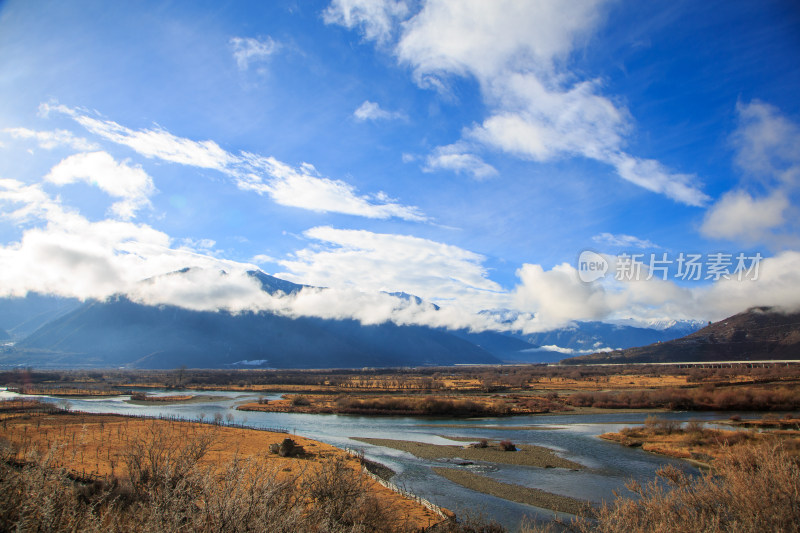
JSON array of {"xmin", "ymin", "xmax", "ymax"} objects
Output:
[
  {"xmin": 0, "ymin": 270, "xmax": 710, "ymax": 369},
  {"xmin": 476, "ymin": 309, "xmax": 705, "ymax": 360},
  {"xmin": 0, "ymin": 294, "xmax": 81, "ymax": 339}
]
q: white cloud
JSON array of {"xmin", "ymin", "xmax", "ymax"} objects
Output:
[
  {"xmin": 424, "ymin": 143, "xmax": 498, "ymax": 179},
  {"xmin": 229, "ymin": 36, "xmax": 279, "ymax": 71},
  {"xmin": 179, "ymin": 238, "xmax": 216, "ymax": 251},
  {"xmin": 2, "ymin": 177, "xmax": 798, "ymax": 333},
  {"xmin": 396, "ymin": 0, "xmax": 601, "ymax": 82},
  {"xmin": 0, "ymin": 182, "xmax": 504, "ymax": 331},
  {"xmin": 278, "ymin": 225, "xmax": 506, "ymax": 311},
  {"xmin": 609, "ymin": 153, "xmax": 709, "ymax": 207},
  {"xmin": 353, "ymin": 100, "xmax": 406, "ymax": 121},
  {"xmin": 512, "ymin": 262, "xmax": 612, "ymax": 330},
  {"xmin": 323, "ymin": 0, "xmax": 409, "ymax": 43},
  {"xmin": 251, "ymin": 253, "xmax": 277, "ymax": 265},
  {"xmin": 45, "ymin": 151, "xmax": 155, "ymax": 219},
  {"xmin": 510, "ymin": 251, "xmax": 800, "ymax": 332},
  {"xmin": 0, "ymin": 180, "xmax": 264, "ymax": 306},
  {"xmin": 731, "ymin": 100, "xmax": 800, "ymax": 184},
  {"xmin": 41, "ymin": 103, "xmax": 235, "ymax": 171},
  {"xmin": 592, "ymin": 232, "xmax": 658, "ymax": 249},
  {"xmin": 45, "ymin": 103, "xmax": 426, "ymax": 221},
  {"xmin": 702, "ymin": 101, "xmax": 800, "ymax": 243},
  {"xmin": 3, "ymin": 127, "xmax": 99, "ymax": 151},
  {"xmin": 701, "ymin": 191, "xmax": 789, "ymax": 242},
  {"xmin": 240, "ymin": 154, "xmax": 427, "ymax": 220},
  {"xmin": 326, "ymin": 0, "xmax": 708, "ymax": 205}
]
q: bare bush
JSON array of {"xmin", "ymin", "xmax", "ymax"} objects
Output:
[
  {"xmin": 301, "ymin": 456, "xmax": 403, "ymax": 532},
  {"xmin": 0, "ymin": 425, "xmax": 416, "ymax": 532},
  {"xmin": 525, "ymin": 441, "xmax": 800, "ymax": 533}
]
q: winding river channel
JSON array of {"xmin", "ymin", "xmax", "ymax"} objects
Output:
[{"xmin": 2, "ymin": 388, "xmax": 746, "ymax": 530}]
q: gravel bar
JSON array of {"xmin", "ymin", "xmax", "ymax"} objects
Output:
[
  {"xmin": 351, "ymin": 438, "xmax": 583, "ymax": 469},
  {"xmin": 432, "ymin": 467, "xmax": 592, "ymax": 516}
]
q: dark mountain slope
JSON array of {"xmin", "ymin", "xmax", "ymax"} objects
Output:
[
  {"xmin": 563, "ymin": 307, "xmax": 800, "ymax": 364},
  {"xmin": 0, "ymin": 293, "xmax": 81, "ymax": 339},
  {"xmin": 11, "ymin": 296, "xmax": 500, "ymax": 369}
]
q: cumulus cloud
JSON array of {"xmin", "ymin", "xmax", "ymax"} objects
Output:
[
  {"xmin": 510, "ymin": 251, "xmax": 800, "ymax": 332},
  {"xmin": 45, "ymin": 151, "xmax": 155, "ymax": 219},
  {"xmin": 43, "ymin": 102, "xmax": 426, "ymax": 221},
  {"xmin": 0, "ymin": 181, "xmax": 505, "ymax": 331},
  {"xmin": 353, "ymin": 100, "xmax": 406, "ymax": 121},
  {"xmin": 424, "ymin": 143, "xmax": 498, "ymax": 179},
  {"xmin": 230, "ymin": 36, "xmax": 279, "ymax": 71},
  {"xmin": 323, "ymin": 0, "xmax": 409, "ymax": 43},
  {"xmin": 3, "ymin": 127, "xmax": 99, "ymax": 151},
  {"xmin": 277, "ymin": 225, "xmax": 507, "ymax": 311},
  {"xmin": 701, "ymin": 191, "xmax": 789, "ymax": 242},
  {"xmin": 702, "ymin": 101, "xmax": 800, "ymax": 243},
  {"xmin": 512, "ymin": 262, "xmax": 612, "ymax": 330},
  {"xmin": 731, "ymin": 100, "xmax": 800, "ymax": 184},
  {"xmin": 327, "ymin": 0, "xmax": 708, "ymax": 205}
]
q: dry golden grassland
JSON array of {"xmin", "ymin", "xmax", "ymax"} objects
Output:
[
  {"xmin": 599, "ymin": 415, "xmax": 800, "ymax": 466},
  {"xmin": 0, "ymin": 404, "xmax": 443, "ymax": 530}
]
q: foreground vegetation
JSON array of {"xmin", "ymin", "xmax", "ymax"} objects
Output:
[
  {"xmin": 528, "ymin": 442, "xmax": 800, "ymax": 533},
  {"xmin": 0, "ymin": 401, "xmax": 444, "ymax": 531},
  {"xmin": 600, "ymin": 415, "xmax": 800, "ymax": 465},
  {"xmin": 2, "ymin": 400, "xmax": 799, "ymax": 532}
]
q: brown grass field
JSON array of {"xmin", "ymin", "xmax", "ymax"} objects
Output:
[
  {"xmin": 0, "ymin": 403, "xmax": 444, "ymax": 530},
  {"xmin": 599, "ymin": 415, "xmax": 800, "ymax": 466}
]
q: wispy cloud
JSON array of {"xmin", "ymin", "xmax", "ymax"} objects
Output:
[
  {"xmin": 353, "ymin": 100, "xmax": 406, "ymax": 121},
  {"xmin": 43, "ymin": 103, "xmax": 426, "ymax": 221},
  {"xmin": 3, "ymin": 127, "xmax": 99, "ymax": 151},
  {"xmin": 229, "ymin": 36, "xmax": 279, "ymax": 71},
  {"xmin": 424, "ymin": 143, "xmax": 498, "ymax": 180},
  {"xmin": 238, "ymin": 155, "xmax": 427, "ymax": 220},
  {"xmin": 592, "ymin": 232, "xmax": 658, "ymax": 249},
  {"xmin": 41, "ymin": 103, "xmax": 234, "ymax": 171}
]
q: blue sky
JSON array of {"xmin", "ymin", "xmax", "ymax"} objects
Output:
[{"xmin": 1, "ymin": 0, "xmax": 799, "ymax": 332}]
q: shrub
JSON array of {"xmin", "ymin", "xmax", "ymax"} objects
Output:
[
  {"xmin": 499, "ymin": 440, "xmax": 516, "ymax": 452},
  {"xmin": 644, "ymin": 416, "xmax": 680, "ymax": 435},
  {"xmin": 533, "ymin": 442, "xmax": 800, "ymax": 533},
  {"xmin": 291, "ymin": 395, "xmax": 310, "ymax": 407},
  {"xmin": 0, "ymin": 425, "xmax": 405, "ymax": 532}
]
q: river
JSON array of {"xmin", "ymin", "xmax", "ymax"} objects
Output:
[{"xmin": 2, "ymin": 388, "xmax": 742, "ymax": 531}]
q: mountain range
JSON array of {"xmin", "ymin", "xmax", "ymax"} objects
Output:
[
  {"xmin": 0, "ymin": 269, "xmax": 708, "ymax": 369},
  {"xmin": 563, "ymin": 307, "xmax": 800, "ymax": 364}
]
